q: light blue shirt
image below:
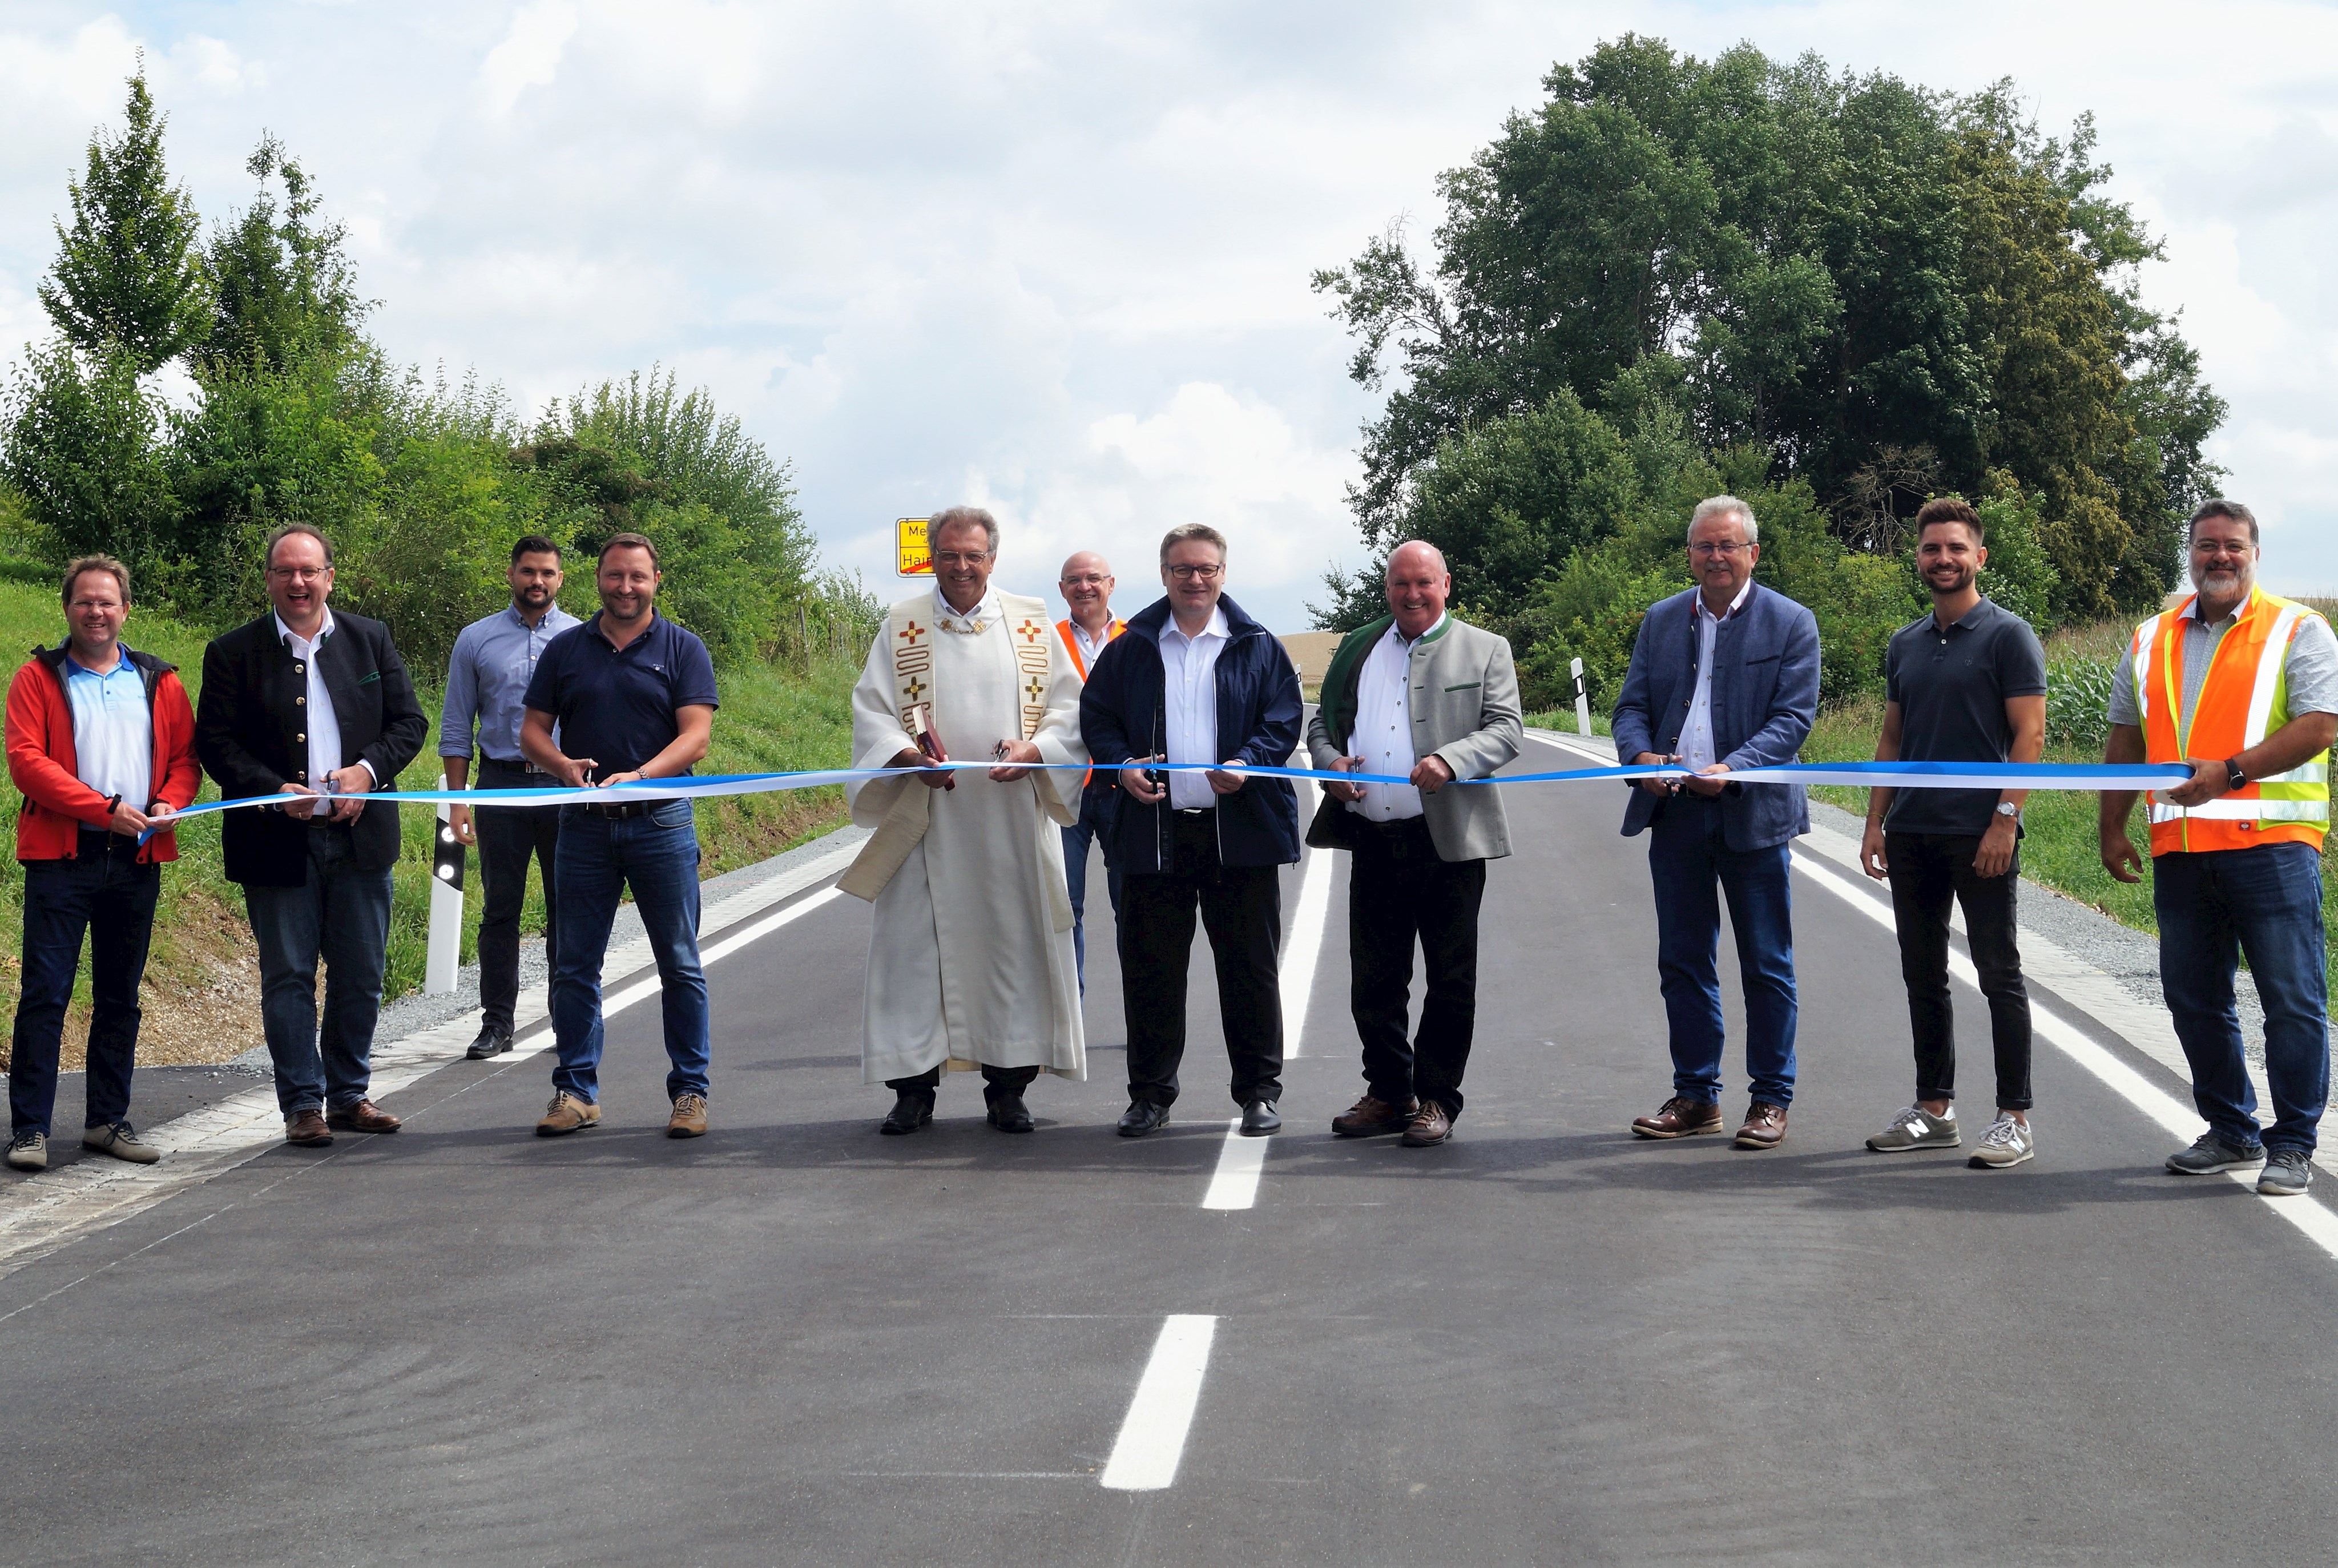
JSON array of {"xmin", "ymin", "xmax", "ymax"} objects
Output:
[
  {"xmin": 439, "ymin": 602, "xmax": 583, "ymax": 763},
  {"xmin": 63, "ymin": 647, "xmax": 150, "ymax": 807}
]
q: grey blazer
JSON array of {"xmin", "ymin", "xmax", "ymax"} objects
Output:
[{"xmin": 1305, "ymin": 615, "xmax": 1522, "ymax": 862}]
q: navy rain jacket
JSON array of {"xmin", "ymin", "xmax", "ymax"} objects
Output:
[{"xmin": 1079, "ymin": 592, "xmax": 1303, "ymax": 873}]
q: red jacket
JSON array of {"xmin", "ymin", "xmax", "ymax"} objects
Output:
[{"xmin": 7, "ymin": 643, "xmax": 201, "ymax": 864}]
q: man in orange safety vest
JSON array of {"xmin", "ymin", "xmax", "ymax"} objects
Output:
[
  {"xmin": 2101, "ymin": 499, "xmax": 2338, "ymax": 1198},
  {"xmin": 1058, "ymin": 551, "xmax": 1128, "ymax": 993}
]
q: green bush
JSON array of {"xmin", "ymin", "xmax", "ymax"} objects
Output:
[{"xmin": 2047, "ymin": 656, "xmax": 2117, "ymax": 751}]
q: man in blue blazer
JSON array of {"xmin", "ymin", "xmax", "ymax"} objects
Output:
[
  {"xmin": 1611, "ymin": 496, "xmax": 1821, "ymax": 1150},
  {"xmin": 1082, "ymin": 523, "xmax": 1303, "ymax": 1138}
]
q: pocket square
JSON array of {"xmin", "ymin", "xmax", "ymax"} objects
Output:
[{"xmin": 355, "ymin": 670, "xmax": 381, "ymax": 686}]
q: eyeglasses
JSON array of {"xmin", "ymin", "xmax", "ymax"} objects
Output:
[
  {"xmin": 1166, "ymin": 563, "xmax": 1223, "ymax": 582},
  {"xmin": 933, "ymin": 550, "xmax": 993, "ymax": 567},
  {"xmin": 1690, "ymin": 542, "xmax": 1751, "ymax": 558},
  {"xmin": 1061, "ymin": 574, "xmax": 1110, "ymax": 587},
  {"xmin": 269, "ymin": 566, "xmax": 330, "ymax": 582}
]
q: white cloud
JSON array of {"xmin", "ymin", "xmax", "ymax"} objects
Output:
[{"xmin": 478, "ymin": 1, "xmax": 577, "ymax": 118}]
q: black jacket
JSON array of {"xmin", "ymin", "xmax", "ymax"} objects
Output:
[
  {"xmin": 1079, "ymin": 592, "xmax": 1302, "ymax": 872},
  {"xmin": 196, "ymin": 610, "xmax": 428, "ymax": 886}
]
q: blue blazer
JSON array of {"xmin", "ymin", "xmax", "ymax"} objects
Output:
[
  {"xmin": 1610, "ymin": 582, "xmax": 1820, "ymax": 852},
  {"xmin": 1080, "ymin": 592, "xmax": 1303, "ymax": 872}
]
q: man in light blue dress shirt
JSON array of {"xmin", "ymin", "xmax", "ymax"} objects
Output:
[{"xmin": 440, "ymin": 536, "xmax": 581, "ymax": 1059}]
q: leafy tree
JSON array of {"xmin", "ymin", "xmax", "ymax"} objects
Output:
[
  {"xmin": 38, "ymin": 65, "xmax": 212, "ymax": 374},
  {"xmin": 1, "ymin": 340, "xmax": 177, "ymax": 569},
  {"xmin": 196, "ymin": 135, "xmax": 369, "ymax": 377}
]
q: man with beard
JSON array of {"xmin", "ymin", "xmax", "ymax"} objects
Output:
[
  {"xmin": 440, "ymin": 536, "xmax": 581, "ymax": 1060},
  {"xmin": 2102, "ymin": 500, "xmax": 2337, "ymax": 1197},
  {"xmin": 1857, "ymin": 498, "xmax": 2047, "ymax": 1169}
]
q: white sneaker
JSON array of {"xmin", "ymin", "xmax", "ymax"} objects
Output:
[
  {"xmin": 1970, "ymin": 1112, "xmax": 2035, "ymax": 1169},
  {"xmin": 1866, "ymin": 1103, "xmax": 1958, "ymax": 1152}
]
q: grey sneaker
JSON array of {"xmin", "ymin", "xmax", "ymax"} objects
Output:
[
  {"xmin": 5, "ymin": 1131, "xmax": 46, "ymax": 1172},
  {"xmin": 2259, "ymin": 1148, "xmax": 2313, "ymax": 1197},
  {"xmin": 2166, "ymin": 1131, "xmax": 2266, "ymax": 1175},
  {"xmin": 1969, "ymin": 1112, "xmax": 2034, "ymax": 1169},
  {"xmin": 1867, "ymin": 1103, "xmax": 1959, "ymax": 1152},
  {"xmin": 82, "ymin": 1120, "xmax": 160, "ymax": 1164}
]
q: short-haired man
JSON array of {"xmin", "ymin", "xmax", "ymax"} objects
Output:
[
  {"xmin": 842, "ymin": 507, "xmax": 1089, "ymax": 1135},
  {"xmin": 1309, "ymin": 541, "xmax": 1522, "ymax": 1147},
  {"xmin": 2102, "ymin": 499, "xmax": 2337, "ymax": 1196},
  {"xmin": 1613, "ymin": 496, "xmax": 1820, "ymax": 1150},
  {"xmin": 5, "ymin": 557, "xmax": 202, "ymax": 1172},
  {"xmin": 1859, "ymin": 498, "xmax": 2047, "ymax": 1168},
  {"xmin": 521, "ymin": 533, "xmax": 720, "ymax": 1139},
  {"xmin": 197, "ymin": 525, "xmax": 429, "ymax": 1148},
  {"xmin": 1082, "ymin": 523, "xmax": 1304, "ymax": 1137},
  {"xmin": 441, "ymin": 535, "xmax": 581, "ymax": 1059},
  {"xmin": 1057, "ymin": 549, "xmax": 1127, "ymax": 992}
]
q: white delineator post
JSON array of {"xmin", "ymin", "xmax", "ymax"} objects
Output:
[
  {"xmin": 425, "ymin": 770, "xmax": 464, "ymax": 995},
  {"xmin": 1571, "ymin": 656, "xmax": 1592, "ymax": 737}
]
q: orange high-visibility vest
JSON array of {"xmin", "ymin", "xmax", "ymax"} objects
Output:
[
  {"xmin": 1055, "ymin": 617, "xmax": 1125, "ymax": 680},
  {"xmin": 2131, "ymin": 587, "xmax": 2331, "ymax": 856}
]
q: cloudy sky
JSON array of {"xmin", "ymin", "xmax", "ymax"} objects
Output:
[{"xmin": 3, "ymin": 1, "xmax": 2334, "ymax": 630}]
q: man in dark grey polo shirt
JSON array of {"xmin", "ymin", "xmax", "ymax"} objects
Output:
[{"xmin": 1859, "ymin": 498, "xmax": 2048, "ymax": 1168}]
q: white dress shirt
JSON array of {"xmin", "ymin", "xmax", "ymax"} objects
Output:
[
  {"xmin": 1345, "ymin": 614, "xmax": 1446, "ymax": 822},
  {"xmin": 932, "ymin": 584, "xmax": 999, "ymax": 635},
  {"xmin": 1679, "ymin": 580, "xmax": 1754, "ymax": 770},
  {"xmin": 1069, "ymin": 615, "xmax": 1114, "ymax": 666},
  {"xmin": 1159, "ymin": 605, "xmax": 1230, "ymax": 809},
  {"xmin": 275, "ymin": 609, "xmax": 368, "ymax": 791}
]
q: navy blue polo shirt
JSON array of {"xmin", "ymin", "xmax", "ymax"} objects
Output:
[
  {"xmin": 523, "ymin": 611, "xmax": 719, "ymax": 776},
  {"xmin": 1883, "ymin": 596, "xmax": 2046, "ymax": 836}
]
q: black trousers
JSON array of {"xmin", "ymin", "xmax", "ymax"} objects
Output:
[
  {"xmin": 474, "ymin": 758, "xmax": 563, "ymax": 1035},
  {"xmin": 1348, "ymin": 818, "xmax": 1487, "ymax": 1116},
  {"xmin": 9, "ymin": 831, "xmax": 158, "ymax": 1138},
  {"xmin": 1884, "ymin": 831, "xmax": 2034, "ymax": 1111},
  {"xmin": 1119, "ymin": 812, "xmax": 1284, "ymax": 1110},
  {"xmin": 886, "ymin": 1063, "xmax": 1039, "ymax": 1106}
]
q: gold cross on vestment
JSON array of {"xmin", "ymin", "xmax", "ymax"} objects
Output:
[
  {"xmin": 1025, "ymin": 675, "xmax": 1047, "ymax": 704},
  {"xmin": 1017, "ymin": 620, "xmax": 1043, "ymax": 644},
  {"xmin": 904, "ymin": 675, "xmax": 928, "ymax": 703}
]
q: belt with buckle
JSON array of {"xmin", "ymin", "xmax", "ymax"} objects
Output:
[
  {"xmin": 579, "ymin": 799, "xmax": 656, "ymax": 821},
  {"xmin": 482, "ymin": 756, "xmax": 555, "ymax": 778}
]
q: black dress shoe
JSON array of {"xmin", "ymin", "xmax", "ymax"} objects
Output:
[
  {"xmin": 987, "ymin": 1093, "xmax": 1034, "ymax": 1134},
  {"xmin": 1117, "ymin": 1101, "xmax": 1171, "ymax": 1138},
  {"xmin": 466, "ymin": 1025, "xmax": 513, "ymax": 1061},
  {"xmin": 880, "ymin": 1093, "xmax": 934, "ymax": 1135},
  {"xmin": 1240, "ymin": 1100, "xmax": 1281, "ymax": 1136}
]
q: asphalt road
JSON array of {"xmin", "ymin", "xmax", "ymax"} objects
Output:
[{"xmin": 5, "ymin": 740, "xmax": 2338, "ymax": 1567}]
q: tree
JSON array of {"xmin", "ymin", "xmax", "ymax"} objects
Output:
[
  {"xmin": 38, "ymin": 65, "xmax": 212, "ymax": 374},
  {"xmin": 2, "ymin": 340, "xmax": 178, "ymax": 567},
  {"xmin": 196, "ymin": 134, "xmax": 369, "ymax": 377}
]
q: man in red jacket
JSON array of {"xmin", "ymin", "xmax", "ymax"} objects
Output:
[{"xmin": 5, "ymin": 555, "xmax": 201, "ymax": 1172}]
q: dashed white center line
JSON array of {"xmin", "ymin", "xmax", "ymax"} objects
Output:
[
  {"xmin": 1098, "ymin": 1314, "xmax": 1218, "ymax": 1491},
  {"xmin": 1200, "ymin": 1118, "xmax": 1269, "ymax": 1210}
]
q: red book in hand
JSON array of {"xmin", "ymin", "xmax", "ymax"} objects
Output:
[{"xmin": 906, "ymin": 703, "xmax": 954, "ymax": 791}]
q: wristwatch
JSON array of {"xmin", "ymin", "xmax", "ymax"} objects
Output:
[
  {"xmin": 2225, "ymin": 757, "xmax": 2248, "ymax": 793},
  {"xmin": 1994, "ymin": 801, "xmax": 2020, "ymax": 822}
]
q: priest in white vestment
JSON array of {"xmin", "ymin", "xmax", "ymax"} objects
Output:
[{"xmin": 841, "ymin": 506, "xmax": 1089, "ymax": 1135}]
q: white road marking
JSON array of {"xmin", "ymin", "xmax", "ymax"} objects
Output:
[
  {"xmin": 1098, "ymin": 1314, "xmax": 1218, "ymax": 1490},
  {"xmin": 1788, "ymin": 850, "xmax": 2338, "ymax": 1261},
  {"xmin": 1281, "ymin": 777, "xmax": 1331, "ymax": 1058},
  {"xmin": 1200, "ymin": 1117, "xmax": 1269, "ymax": 1210}
]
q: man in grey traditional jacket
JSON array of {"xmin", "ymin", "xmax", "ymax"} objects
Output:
[
  {"xmin": 841, "ymin": 506, "xmax": 1089, "ymax": 1136},
  {"xmin": 1307, "ymin": 540, "xmax": 1523, "ymax": 1147}
]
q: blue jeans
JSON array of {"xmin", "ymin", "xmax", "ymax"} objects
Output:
[
  {"xmin": 9, "ymin": 832, "xmax": 158, "ymax": 1137},
  {"xmin": 1647, "ymin": 796, "xmax": 1799, "ymax": 1106},
  {"xmin": 1063, "ymin": 813, "xmax": 1122, "ymax": 993},
  {"xmin": 549, "ymin": 801, "xmax": 709, "ymax": 1104},
  {"xmin": 2154, "ymin": 843, "xmax": 2330, "ymax": 1155},
  {"xmin": 244, "ymin": 825, "xmax": 394, "ymax": 1117}
]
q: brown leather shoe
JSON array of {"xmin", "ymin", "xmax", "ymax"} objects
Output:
[
  {"xmin": 284, "ymin": 1110, "xmax": 333, "ymax": 1147},
  {"xmin": 667, "ymin": 1094, "xmax": 709, "ymax": 1139},
  {"xmin": 1734, "ymin": 1101, "xmax": 1788, "ymax": 1150},
  {"xmin": 1401, "ymin": 1101, "xmax": 1453, "ymax": 1147},
  {"xmin": 1332, "ymin": 1093, "xmax": 1419, "ymax": 1137},
  {"xmin": 536, "ymin": 1091, "xmax": 601, "ymax": 1137},
  {"xmin": 1630, "ymin": 1096, "xmax": 1724, "ymax": 1139},
  {"xmin": 326, "ymin": 1099, "xmax": 402, "ymax": 1134}
]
